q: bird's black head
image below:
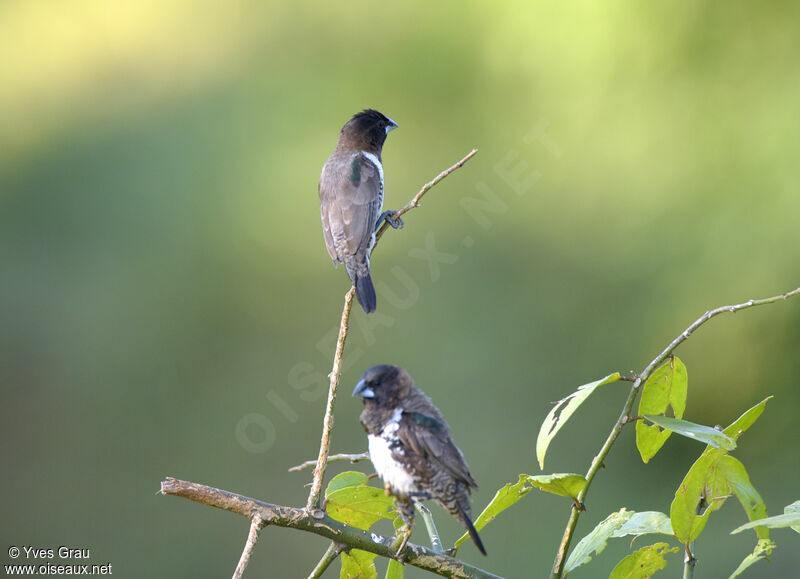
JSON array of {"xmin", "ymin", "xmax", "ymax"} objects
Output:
[
  {"xmin": 339, "ymin": 109, "xmax": 398, "ymax": 153},
  {"xmin": 352, "ymin": 364, "xmax": 411, "ymax": 406}
]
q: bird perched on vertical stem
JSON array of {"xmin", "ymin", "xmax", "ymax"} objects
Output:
[
  {"xmin": 319, "ymin": 109, "xmax": 402, "ymax": 314},
  {"xmin": 353, "ymin": 364, "xmax": 487, "ymax": 557}
]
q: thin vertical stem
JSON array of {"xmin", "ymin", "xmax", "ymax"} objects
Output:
[
  {"xmin": 416, "ymin": 504, "xmax": 444, "ymax": 554},
  {"xmin": 306, "ymin": 289, "xmax": 354, "ymax": 511},
  {"xmin": 307, "ymin": 542, "xmax": 343, "ymax": 579},
  {"xmin": 232, "ymin": 516, "xmax": 264, "ymax": 579}
]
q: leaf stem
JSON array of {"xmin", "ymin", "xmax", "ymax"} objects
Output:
[{"xmin": 683, "ymin": 543, "xmax": 696, "ymax": 579}]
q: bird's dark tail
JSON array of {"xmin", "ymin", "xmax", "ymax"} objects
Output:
[
  {"xmin": 458, "ymin": 505, "xmax": 487, "ymax": 556},
  {"xmin": 354, "ymin": 273, "xmax": 377, "ymax": 314}
]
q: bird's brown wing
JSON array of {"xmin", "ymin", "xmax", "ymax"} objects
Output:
[
  {"xmin": 397, "ymin": 410, "xmax": 478, "ymax": 489},
  {"xmin": 319, "ymin": 178, "xmax": 338, "ymax": 263},
  {"xmin": 319, "ymin": 152, "xmax": 382, "ymax": 262}
]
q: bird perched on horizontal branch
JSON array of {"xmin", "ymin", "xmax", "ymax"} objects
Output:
[
  {"xmin": 319, "ymin": 109, "xmax": 402, "ymax": 314},
  {"xmin": 353, "ymin": 364, "xmax": 487, "ymax": 557}
]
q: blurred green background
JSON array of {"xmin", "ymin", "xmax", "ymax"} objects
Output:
[{"xmin": 2, "ymin": 1, "xmax": 799, "ymax": 577}]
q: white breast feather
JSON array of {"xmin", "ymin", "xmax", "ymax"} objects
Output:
[
  {"xmin": 368, "ymin": 408, "xmax": 417, "ymax": 495},
  {"xmin": 360, "ymin": 151, "xmax": 384, "ymax": 265},
  {"xmin": 361, "ymin": 151, "xmax": 384, "ymax": 185},
  {"xmin": 361, "ymin": 151, "xmax": 384, "ymax": 214}
]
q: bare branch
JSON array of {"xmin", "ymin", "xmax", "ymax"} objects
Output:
[
  {"xmin": 374, "ymin": 148, "xmax": 479, "ymax": 247},
  {"xmin": 232, "ymin": 516, "xmax": 264, "ymax": 579},
  {"xmin": 307, "ymin": 542, "xmax": 343, "ymax": 579},
  {"xmin": 305, "ymin": 149, "xmax": 479, "ymax": 512},
  {"xmin": 551, "ymin": 286, "xmax": 800, "ymax": 577},
  {"xmin": 289, "ymin": 452, "xmax": 370, "ymax": 473},
  {"xmin": 161, "ymin": 477, "xmax": 503, "ymax": 579},
  {"xmin": 306, "ymin": 289, "xmax": 355, "ymax": 511}
]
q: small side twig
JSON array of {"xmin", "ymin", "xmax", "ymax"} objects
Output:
[
  {"xmin": 305, "ymin": 149, "xmax": 479, "ymax": 512},
  {"xmin": 232, "ymin": 516, "xmax": 264, "ymax": 579},
  {"xmin": 550, "ymin": 286, "xmax": 800, "ymax": 578},
  {"xmin": 373, "ymin": 148, "xmax": 479, "ymax": 248},
  {"xmin": 307, "ymin": 541, "xmax": 343, "ymax": 579},
  {"xmin": 289, "ymin": 452, "xmax": 370, "ymax": 473}
]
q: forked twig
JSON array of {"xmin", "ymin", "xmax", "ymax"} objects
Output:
[{"xmin": 289, "ymin": 452, "xmax": 370, "ymax": 473}]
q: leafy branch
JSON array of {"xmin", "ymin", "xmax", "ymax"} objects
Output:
[
  {"xmin": 444, "ymin": 285, "xmax": 798, "ymax": 577},
  {"xmin": 549, "ymin": 286, "xmax": 800, "ymax": 577},
  {"xmin": 160, "ymin": 477, "xmax": 502, "ymax": 579}
]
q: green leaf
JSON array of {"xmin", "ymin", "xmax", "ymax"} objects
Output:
[
  {"xmin": 670, "ymin": 429, "xmax": 765, "ymax": 543},
  {"xmin": 526, "ymin": 473, "xmax": 587, "ymax": 500},
  {"xmin": 326, "ymin": 486, "xmax": 395, "ymax": 530},
  {"xmin": 787, "ymin": 500, "xmax": 800, "ymax": 534},
  {"xmin": 327, "ymin": 471, "xmax": 370, "ymax": 497},
  {"xmin": 325, "ymin": 471, "xmax": 395, "ymax": 531},
  {"xmin": 455, "ymin": 473, "xmax": 587, "ymax": 548},
  {"xmin": 609, "ymin": 542, "xmax": 679, "ymax": 579},
  {"xmin": 384, "ymin": 559, "xmax": 404, "ymax": 579},
  {"xmin": 670, "ymin": 452, "xmax": 725, "ymax": 543},
  {"xmin": 340, "ymin": 549, "xmax": 378, "ymax": 579},
  {"xmin": 728, "ymin": 538, "xmax": 775, "ymax": 578},
  {"xmin": 537, "ymin": 373, "xmax": 620, "ymax": 469},
  {"xmin": 723, "ymin": 397, "xmax": 772, "ymax": 442},
  {"xmin": 636, "ymin": 358, "xmax": 688, "ymax": 463},
  {"xmin": 564, "ymin": 508, "xmax": 634, "ymax": 574},
  {"xmin": 642, "ymin": 415, "xmax": 736, "ymax": 451},
  {"xmin": 732, "ymin": 510, "xmax": 800, "ymax": 534},
  {"xmin": 719, "ymin": 456, "xmax": 768, "ymax": 539},
  {"xmin": 454, "ymin": 474, "xmax": 533, "ymax": 549},
  {"xmin": 612, "ymin": 511, "xmax": 674, "ymax": 538},
  {"xmin": 673, "ymin": 397, "xmax": 771, "ymax": 542}
]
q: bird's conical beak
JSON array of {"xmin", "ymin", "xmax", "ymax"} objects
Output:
[
  {"xmin": 385, "ymin": 118, "xmax": 398, "ymax": 135},
  {"xmin": 353, "ymin": 379, "xmax": 375, "ymax": 398}
]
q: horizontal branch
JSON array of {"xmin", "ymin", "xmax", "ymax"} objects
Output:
[
  {"xmin": 161, "ymin": 477, "xmax": 503, "ymax": 579},
  {"xmin": 289, "ymin": 452, "xmax": 370, "ymax": 473}
]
